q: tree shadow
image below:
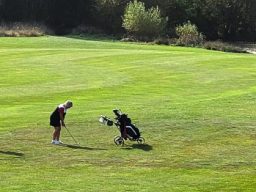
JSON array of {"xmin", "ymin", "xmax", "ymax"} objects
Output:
[
  {"xmin": 66, "ymin": 34, "xmax": 119, "ymax": 42},
  {"xmin": 123, "ymin": 144, "xmax": 153, "ymax": 151},
  {"xmin": 59, "ymin": 144, "xmax": 107, "ymax": 151},
  {"xmin": 0, "ymin": 151, "xmax": 24, "ymax": 157}
]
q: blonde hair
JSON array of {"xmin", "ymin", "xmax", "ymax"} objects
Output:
[{"xmin": 65, "ymin": 100, "xmax": 73, "ymax": 108}]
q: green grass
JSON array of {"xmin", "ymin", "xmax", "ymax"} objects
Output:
[{"xmin": 0, "ymin": 36, "xmax": 256, "ymax": 191}]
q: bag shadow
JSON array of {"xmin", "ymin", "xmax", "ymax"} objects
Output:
[{"xmin": 123, "ymin": 144, "xmax": 153, "ymax": 151}]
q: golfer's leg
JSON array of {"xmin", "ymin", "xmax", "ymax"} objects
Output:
[
  {"xmin": 56, "ymin": 127, "xmax": 61, "ymax": 141},
  {"xmin": 53, "ymin": 127, "xmax": 57, "ymax": 140},
  {"xmin": 53, "ymin": 127, "xmax": 60, "ymax": 140}
]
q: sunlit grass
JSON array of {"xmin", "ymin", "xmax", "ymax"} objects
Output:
[{"xmin": 0, "ymin": 36, "xmax": 256, "ymax": 191}]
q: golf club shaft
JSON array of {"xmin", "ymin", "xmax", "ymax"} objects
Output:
[{"xmin": 64, "ymin": 125, "xmax": 79, "ymax": 145}]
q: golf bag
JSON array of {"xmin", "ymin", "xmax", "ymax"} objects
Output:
[
  {"xmin": 99, "ymin": 109, "xmax": 145, "ymax": 145},
  {"xmin": 113, "ymin": 109, "xmax": 140, "ymax": 140}
]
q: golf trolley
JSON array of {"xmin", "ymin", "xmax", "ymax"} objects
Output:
[{"xmin": 99, "ymin": 109, "xmax": 145, "ymax": 146}]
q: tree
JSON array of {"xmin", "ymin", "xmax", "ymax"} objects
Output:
[
  {"xmin": 122, "ymin": 0, "xmax": 165, "ymax": 39},
  {"xmin": 0, "ymin": 0, "xmax": 96, "ymax": 34},
  {"xmin": 163, "ymin": 0, "xmax": 256, "ymax": 41},
  {"xmin": 176, "ymin": 21, "xmax": 204, "ymax": 46},
  {"xmin": 93, "ymin": 0, "xmax": 130, "ymax": 34}
]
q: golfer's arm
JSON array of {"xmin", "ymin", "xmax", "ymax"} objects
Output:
[{"xmin": 59, "ymin": 112, "xmax": 64, "ymax": 125}]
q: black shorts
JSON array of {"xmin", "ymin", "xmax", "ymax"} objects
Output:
[{"xmin": 50, "ymin": 118, "xmax": 61, "ymax": 127}]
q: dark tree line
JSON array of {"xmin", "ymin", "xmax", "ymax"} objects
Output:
[
  {"xmin": 0, "ymin": 0, "xmax": 256, "ymax": 41},
  {"xmin": 0, "ymin": 0, "xmax": 95, "ymax": 34}
]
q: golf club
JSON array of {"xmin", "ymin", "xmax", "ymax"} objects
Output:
[{"xmin": 64, "ymin": 125, "xmax": 80, "ymax": 146}]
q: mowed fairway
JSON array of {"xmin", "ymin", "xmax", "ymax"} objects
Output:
[{"xmin": 0, "ymin": 36, "xmax": 256, "ymax": 191}]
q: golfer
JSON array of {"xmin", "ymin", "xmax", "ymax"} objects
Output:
[{"xmin": 50, "ymin": 100, "xmax": 73, "ymax": 144}]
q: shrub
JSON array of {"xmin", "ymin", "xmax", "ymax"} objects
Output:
[
  {"xmin": 71, "ymin": 25, "xmax": 104, "ymax": 35},
  {"xmin": 122, "ymin": 0, "xmax": 165, "ymax": 40},
  {"xmin": 153, "ymin": 37, "xmax": 170, "ymax": 45},
  {"xmin": 176, "ymin": 21, "xmax": 204, "ymax": 46},
  {"xmin": 203, "ymin": 41, "xmax": 247, "ymax": 53},
  {"xmin": 0, "ymin": 23, "xmax": 50, "ymax": 37},
  {"xmin": 120, "ymin": 36, "xmax": 137, "ymax": 42}
]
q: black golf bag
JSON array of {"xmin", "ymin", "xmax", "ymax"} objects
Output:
[
  {"xmin": 113, "ymin": 109, "xmax": 141, "ymax": 140},
  {"xmin": 99, "ymin": 109, "xmax": 145, "ymax": 145}
]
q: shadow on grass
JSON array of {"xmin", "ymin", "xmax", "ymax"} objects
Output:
[
  {"xmin": 0, "ymin": 151, "xmax": 24, "ymax": 157},
  {"xmin": 66, "ymin": 34, "xmax": 119, "ymax": 42},
  {"xmin": 123, "ymin": 144, "xmax": 153, "ymax": 151},
  {"xmin": 59, "ymin": 144, "xmax": 107, "ymax": 151}
]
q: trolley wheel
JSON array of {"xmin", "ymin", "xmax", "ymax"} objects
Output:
[
  {"xmin": 114, "ymin": 136, "xmax": 124, "ymax": 146},
  {"xmin": 137, "ymin": 137, "xmax": 145, "ymax": 144}
]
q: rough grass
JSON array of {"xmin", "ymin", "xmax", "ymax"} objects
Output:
[
  {"xmin": 0, "ymin": 23, "xmax": 49, "ymax": 37},
  {"xmin": 0, "ymin": 36, "xmax": 256, "ymax": 191}
]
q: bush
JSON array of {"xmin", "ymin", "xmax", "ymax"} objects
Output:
[
  {"xmin": 153, "ymin": 37, "xmax": 171, "ymax": 45},
  {"xmin": 122, "ymin": 0, "xmax": 165, "ymax": 40},
  {"xmin": 203, "ymin": 41, "xmax": 247, "ymax": 53},
  {"xmin": 120, "ymin": 36, "xmax": 137, "ymax": 42},
  {"xmin": 0, "ymin": 23, "xmax": 50, "ymax": 37},
  {"xmin": 176, "ymin": 21, "xmax": 204, "ymax": 46},
  {"xmin": 71, "ymin": 25, "xmax": 104, "ymax": 35}
]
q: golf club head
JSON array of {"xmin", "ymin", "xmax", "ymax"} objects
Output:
[{"xmin": 99, "ymin": 115, "xmax": 113, "ymax": 126}]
